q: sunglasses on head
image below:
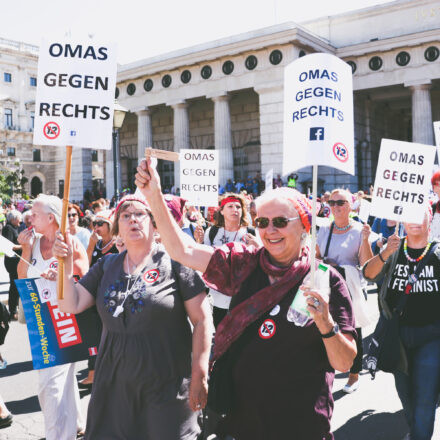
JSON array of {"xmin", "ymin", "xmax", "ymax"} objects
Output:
[
  {"xmin": 328, "ymin": 200, "xmax": 348, "ymax": 207},
  {"xmin": 93, "ymin": 220, "xmax": 106, "ymax": 227},
  {"xmin": 255, "ymin": 216, "xmax": 299, "ymax": 229},
  {"xmin": 67, "ymin": 213, "xmax": 77, "ymax": 218}
]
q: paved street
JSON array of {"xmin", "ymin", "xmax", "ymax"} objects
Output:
[{"xmin": 0, "ymin": 260, "xmax": 438, "ymax": 439}]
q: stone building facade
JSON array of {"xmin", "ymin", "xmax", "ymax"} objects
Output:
[{"xmin": 112, "ymin": 0, "xmax": 440, "ymax": 196}]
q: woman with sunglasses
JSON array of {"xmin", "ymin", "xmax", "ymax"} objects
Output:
[
  {"xmin": 53, "ymin": 195, "xmax": 212, "ymax": 439},
  {"xmin": 316, "ymin": 188, "xmax": 373, "ymax": 394},
  {"xmin": 364, "ymin": 208, "xmax": 440, "ymax": 440},
  {"xmin": 204, "ymin": 192, "xmax": 257, "ymax": 328},
  {"xmin": 86, "ymin": 209, "xmax": 118, "ymax": 267},
  {"xmin": 68, "ymin": 203, "xmax": 91, "ymax": 251},
  {"xmin": 135, "ymin": 160, "xmax": 357, "ymax": 440}
]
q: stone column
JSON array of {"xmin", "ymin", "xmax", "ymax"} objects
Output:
[
  {"xmin": 255, "ymin": 83, "xmax": 284, "ymax": 177},
  {"xmin": 211, "ymin": 93, "xmax": 234, "ymax": 184},
  {"xmin": 171, "ymin": 101, "xmax": 190, "ymax": 189},
  {"xmin": 135, "ymin": 107, "xmax": 153, "ymax": 163},
  {"xmin": 70, "ymin": 148, "xmax": 93, "ymax": 201},
  {"xmin": 406, "ymin": 80, "xmax": 434, "ymax": 145},
  {"xmin": 105, "ymin": 148, "xmax": 115, "ymax": 200}
]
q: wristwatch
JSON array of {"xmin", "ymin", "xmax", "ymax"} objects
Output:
[{"xmin": 321, "ymin": 323, "xmax": 340, "ymax": 339}]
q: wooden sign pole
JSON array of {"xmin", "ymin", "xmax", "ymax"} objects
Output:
[{"xmin": 57, "ymin": 145, "xmax": 73, "ymax": 300}]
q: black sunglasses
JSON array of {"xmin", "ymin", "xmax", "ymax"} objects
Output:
[
  {"xmin": 255, "ymin": 216, "xmax": 299, "ymax": 229},
  {"xmin": 93, "ymin": 220, "xmax": 106, "ymax": 227},
  {"xmin": 68, "ymin": 213, "xmax": 77, "ymax": 218},
  {"xmin": 328, "ymin": 200, "xmax": 348, "ymax": 207}
]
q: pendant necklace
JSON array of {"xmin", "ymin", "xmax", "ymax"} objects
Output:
[{"xmin": 221, "ymin": 227, "xmax": 240, "ymax": 244}]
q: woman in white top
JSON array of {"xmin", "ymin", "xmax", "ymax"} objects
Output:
[
  {"xmin": 68, "ymin": 203, "xmax": 91, "ymax": 251},
  {"xmin": 17, "ymin": 194, "xmax": 89, "ymax": 440},
  {"xmin": 204, "ymin": 193, "xmax": 257, "ymax": 328}
]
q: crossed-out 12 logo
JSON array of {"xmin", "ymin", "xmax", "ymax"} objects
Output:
[
  {"xmin": 332, "ymin": 142, "xmax": 349, "ymax": 163},
  {"xmin": 309, "ymin": 127, "xmax": 324, "ymax": 141}
]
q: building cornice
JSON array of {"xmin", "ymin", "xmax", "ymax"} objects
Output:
[
  {"xmin": 117, "ymin": 24, "xmax": 334, "ymax": 82},
  {"xmin": 337, "ymin": 29, "xmax": 440, "ymax": 58}
]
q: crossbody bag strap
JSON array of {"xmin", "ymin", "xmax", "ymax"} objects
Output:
[
  {"xmin": 323, "ymin": 222, "xmax": 335, "ymax": 259},
  {"xmin": 395, "ymin": 242, "xmax": 438, "ymax": 315}
]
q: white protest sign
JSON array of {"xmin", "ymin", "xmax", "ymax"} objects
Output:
[
  {"xmin": 358, "ymin": 199, "xmax": 371, "ymax": 223},
  {"xmin": 0, "ymin": 235, "xmax": 15, "ymax": 257},
  {"xmin": 33, "ymin": 39, "xmax": 117, "ymax": 150},
  {"xmin": 283, "ymin": 53, "xmax": 354, "ymax": 175},
  {"xmin": 35, "ymin": 278, "xmax": 57, "ymax": 304},
  {"xmin": 265, "ymin": 169, "xmax": 273, "ymax": 191},
  {"xmin": 180, "ymin": 149, "xmax": 219, "ymax": 207},
  {"xmin": 434, "ymin": 121, "xmax": 440, "ymax": 147},
  {"xmin": 370, "ymin": 139, "xmax": 436, "ymax": 224}
]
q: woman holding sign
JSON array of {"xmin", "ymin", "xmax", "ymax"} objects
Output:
[
  {"xmin": 53, "ymin": 195, "xmax": 212, "ymax": 440},
  {"xmin": 17, "ymin": 194, "xmax": 88, "ymax": 440},
  {"xmin": 134, "ymin": 159, "xmax": 357, "ymax": 440},
  {"xmin": 316, "ymin": 189, "xmax": 373, "ymax": 394},
  {"xmin": 364, "ymin": 208, "xmax": 440, "ymax": 440}
]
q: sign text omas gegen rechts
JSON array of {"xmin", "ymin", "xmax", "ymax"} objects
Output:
[
  {"xmin": 33, "ymin": 40, "xmax": 117, "ymax": 150},
  {"xmin": 282, "ymin": 53, "xmax": 354, "ymax": 176}
]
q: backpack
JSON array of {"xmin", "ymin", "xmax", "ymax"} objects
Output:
[{"xmin": 208, "ymin": 226, "xmax": 256, "ymax": 245}]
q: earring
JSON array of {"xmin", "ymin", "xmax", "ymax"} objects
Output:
[{"xmin": 301, "ymin": 232, "xmax": 307, "ymax": 240}]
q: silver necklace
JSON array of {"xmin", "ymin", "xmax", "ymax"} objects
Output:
[{"xmin": 95, "ymin": 238, "xmax": 114, "ymax": 252}]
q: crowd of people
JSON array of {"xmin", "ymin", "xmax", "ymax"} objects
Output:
[{"xmin": 0, "ymin": 167, "xmax": 439, "ymax": 440}]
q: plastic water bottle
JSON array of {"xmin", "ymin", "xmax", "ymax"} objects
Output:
[
  {"xmin": 287, "ymin": 286, "xmax": 310, "ymax": 326},
  {"xmin": 287, "ymin": 263, "xmax": 330, "ymax": 327}
]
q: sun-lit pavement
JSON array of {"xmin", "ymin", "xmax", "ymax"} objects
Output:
[{"xmin": 0, "ymin": 276, "xmax": 438, "ymax": 439}]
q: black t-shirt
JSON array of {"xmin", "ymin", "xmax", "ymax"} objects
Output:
[
  {"xmin": 2, "ymin": 222, "xmax": 20, "ymax": 269},
  {"xmin": 387, "ymin": 246, "xmax": 440, "ymax": 326},
  {"xmin": 91, "ymin": 242, "xmax": 118, "ymax": 267}
]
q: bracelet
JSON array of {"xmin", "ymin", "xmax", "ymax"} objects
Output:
[{"xmin": 378, "ymin": 252, "xmax": 387, "ymax": 263}]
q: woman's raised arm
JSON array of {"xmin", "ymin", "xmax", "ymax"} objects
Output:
[{"xmin": 135, "ymin": 158, "xmax": 214, "ymax": 273}]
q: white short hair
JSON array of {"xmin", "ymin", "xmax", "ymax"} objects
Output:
[
  {"xmin": 6, "ymin": 209, "xmax": 22, "ymax": 223},
  {"xmin": 34, "ymin": 194, "xmax": 62, "ymax": 226},
  {"xmin": 255, "ymin": 187, "xmax": 298, "ymax": 213}
]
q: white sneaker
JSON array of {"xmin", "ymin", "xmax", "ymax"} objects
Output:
[{"xmin": 342, "ymin": 380, "xmax": 359, "ymax": 394}]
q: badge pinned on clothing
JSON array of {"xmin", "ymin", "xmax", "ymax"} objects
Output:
[
  {"xmin": 269, "ymin": 305, "xmax": 280, "ymax": 316},
  {"xmin": 143, "ymin": 269, "xmax": 160, "ymax": 284},
  {"xmin": 258, "ymin": 319, "xmax": 276, "ymax": 340}
]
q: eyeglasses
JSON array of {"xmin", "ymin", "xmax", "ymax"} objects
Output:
[
  {"xmin": 67, "ymin": 213, "xmax": 77, "ymax": 218},
  {"xmin": 93, "ymin": 220, "xmax": 107, "ymax": 227},
  {"xmin": 120, "ymin": 211, "xmax": 149, "ymax": 222},
  {"xmin": 328, "ymin": 200, "xmax": 348, "ymax": 207},
  {"xmin": 255, "ymin": 216, "xmax": 299, "ymax": 229}
]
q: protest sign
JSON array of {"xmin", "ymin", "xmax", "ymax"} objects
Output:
[
  {"xmin": 370, "ymin": 139, "xmax": 436, "ymax": 224},
  {"xmin": 180, "ymin": 149, "xmax": 219, "ymax": 207},
  {"xmin": 265, "ymin": 169, "xmax": 273, "ymax": 191},
  {"xmin": 15, "ymin": 278, "xmax": 98, "ymax": 369},
  {"xmin": 283, "ymin": 53, "xmax": 354, "ymax": 175},
  {"xmin": 33, "ymin": 39, "xmax": 117, "ymax": 150},
  {"xmin": 358, "ymin": 199, "xmax": 371, "ymax": 224}
]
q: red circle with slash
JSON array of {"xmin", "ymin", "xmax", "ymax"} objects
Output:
[
  {"xmin": 43, "ymin": 121, "xmax": 60, "ymax": 139},
  {"xmin": 143, "ymin": 269, "xmax": 160, "ymax": 284},
  {"xmin": 258, "ymin": 319, "xmax": 276, "ymax": 339}
]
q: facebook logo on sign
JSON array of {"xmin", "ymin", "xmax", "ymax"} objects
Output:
[
  {"xmin": 394, "ymin": 206, "xmax": 403, "ymax": 215},
  {"xmin": 310, "ymin": 127, "xmax": 325, "ymax": 141}
]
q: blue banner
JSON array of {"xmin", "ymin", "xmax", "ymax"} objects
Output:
[{"xmin": 16, "ymin": 278, "xmax": 97, "ymax": 370}]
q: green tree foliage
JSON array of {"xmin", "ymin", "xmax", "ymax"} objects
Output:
[{"xmin": 0, "ymin": 164, "xmax": 28, "ymax": 202}]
